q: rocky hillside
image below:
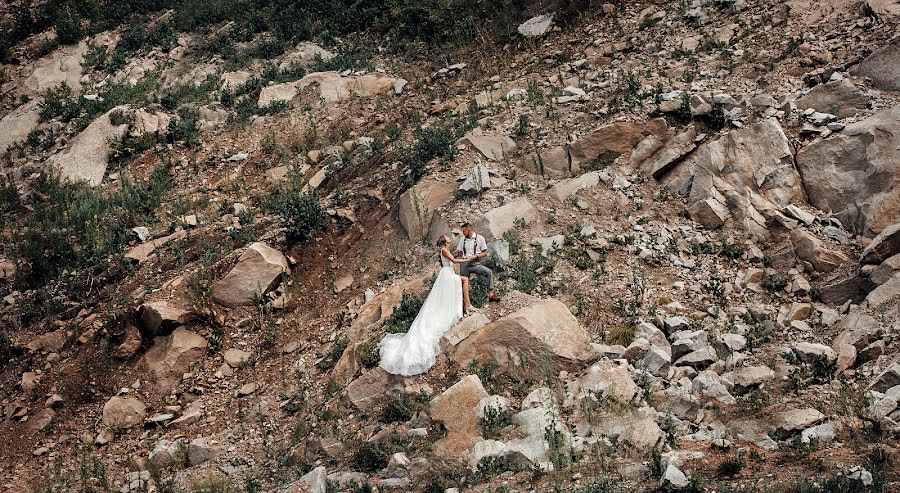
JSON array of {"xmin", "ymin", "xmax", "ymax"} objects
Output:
[{"xmin": 1, "ymin": 1, "xmax": 900, "ymax": 492}]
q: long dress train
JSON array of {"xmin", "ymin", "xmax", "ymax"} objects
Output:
[{"xmin": 378, "ymin": 257, "xmax": 463, "ymax": 376}]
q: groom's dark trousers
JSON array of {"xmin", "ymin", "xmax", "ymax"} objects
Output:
[{"xmin": 460, "ymin": 260, "xmax": 494, "ymax": 290}]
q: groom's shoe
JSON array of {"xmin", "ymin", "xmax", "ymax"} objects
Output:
[{"xmin": 488, "ymin": 292, "xmax": 501, "ymax": 302}]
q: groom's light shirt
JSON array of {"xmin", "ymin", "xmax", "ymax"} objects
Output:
[{"xmin": 457, "ymin": 234, "xmax": 488, "ymax": 259}]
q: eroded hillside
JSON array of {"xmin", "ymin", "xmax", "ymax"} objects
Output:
[{"xmin": 1, "ymin": 1, "xmax": 900, "ymax": 492}]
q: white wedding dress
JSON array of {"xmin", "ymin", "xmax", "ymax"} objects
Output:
[{"xmin": 379, "ymin": 255, "xmax": 463, "ymax": 376}]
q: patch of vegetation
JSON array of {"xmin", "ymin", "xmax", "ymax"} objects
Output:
[
  {"xmin": 717, "ymin": 455, "xmax": 744, "ymax": 478},
  {"xmin": 502, "ymin": 229, "xmax": 522, "ymax": 255},
  {"xmin": 468, "ymin": 359, "xmax": 498, "ymax": 393},
  {"xmin": 607, "ymin": 324, "xmax": 636, "ymax": 347},
  {"xmin": 315, "ymin": 335, "xmax": 348, "ymax": 371},
  {"xmin": 268, "ymin": 187, "xmax": 325, "ymax": 244},
  {"xmin": 12, "ymin": 166, "xmax": 171, "ymax": 288},
  {"xmin": 762, "ymin": 273, "xmax": 788, "ymax": 293},
  {"xmin": 503, "ymin": 252, "xmax": 556, "ymax": 294},
  {"xmin": 788, "ymin": 355, "xmax": 836, "ymax": 389},
  {"xmin": 400, "ymin": 117, "xmax": 475, "ymax": 188},
  {"xmin": 352, "ymin": 443, "xmax": 387, "ymax": 472},
  {"xmin": 384, "ymin": 292, "xmax": 424, "ymax": 334},
  {"xmin": 381, "ymin": 393, "xmax": 423, "ymax": 423},
  {"xmin": 358, "ymin": 337, "xmax": 380, "ymax": 369},
  {"xmin": 479, "ymin": 404, "xmax": 511, "ymax": 440},
  {"xmin": 469, "ymin": 274, "xmax": 491, "ymax": 308}
]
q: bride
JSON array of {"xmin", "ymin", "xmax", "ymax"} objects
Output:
[{"xmin": 379, "ymin": 235, "xmax": 477, "ymax": 376}]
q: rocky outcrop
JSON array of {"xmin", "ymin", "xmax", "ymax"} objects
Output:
[
  {"xmin": 142, "ymin": 328, "xmax": 207, "ymax": 393},
  {"xmin": 832, "ymin": 313, "xmax": 882, "ymax": 373},
  {"xmin": 462, "ymin": 133, "xmax": 517, "ymax": 162},
  {"xmin": 124, "ymin": 230, "xmax": 188, "ymax": 264},
  {"xmin": 861, "ymin": 222, "xmax": 900, "ymax": 265},
  {"xmin": 398, "ymin": 180, "xmax": 456, "ymax": 243},
  {"xmin": 677, "ymin": 119, "xmax": 804, "ymax": 238},
  {"xmin": 212, "ymin": 242, "xmax": 289, "ymax": 307},
  {"xmin": 24, "ymin": 41, "xmax": 88, "ymax": 94},
  {"xmin": 795, "ymin": 104, "xmax": 900, "ymax": 236},
  {"xmin": 473, "ymin": 197, "xmax": 539, "ymax": 240},
  {"xmin": 279, "ymin": 42, "xmax": 334, "ymax": 70},
  {"xmin": 258, "ymin": 71, "xmax": 398, "ymax": 107},
  {"xmin": 0, "ymin": 99, "xmax": 42, "ymax": 153},
  {"xmin": 517, "ymin": 119, "xmax": 667, "ymax": 176},
  {"xmin": 796, "ymin": 80, "xmax": 869, "ymax": 119},
  {"xmin": 451, "ymin": 299, "xmax": 597, "ymax": 379},
  {"xmin": 48, "ymin": 107, "xmax": 129, "ymax": 186},
  {"xmin": 430, "ymin": 375, "xmax": 489, "ymax": 457},
  {"xmin": 851, "ymin": 41, "xmax": 900, "ymax": 91},
  {"xmin": 790, "ymin": 229, "xmax": 849, "ymax": 272},
  {"xmin": 549, "ymin": 171, "xmax": 602, "ymax": 202},
  {"xmin": 138, "ymin": 301, "xmax": 195, "ymax": 337}
]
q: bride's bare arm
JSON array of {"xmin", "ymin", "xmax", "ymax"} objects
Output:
[{"xmin": 441, "ymin": 248, "xmax": 466, "ymax": 264}]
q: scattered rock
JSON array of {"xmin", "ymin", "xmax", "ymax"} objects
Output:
[
  {"xmin": 518, "ymin": 13, "xmax": 554, "ymax": 37},
  {"xmin": 142, "ymin": 328, "xmax": 208, "ymax": 393},
  {"xmin": 48, "ymin": 107, "xmax": 129, "ymax": 187},
  {"xmin": 212, "ymin": 242, "xmax": 289, "ymax": 307},
  {"xmin": 101, "ymin": 396, "xmax": 147, "ymax": 430},
  {"xmin": 473, "ymin": 197, "xmax": 539, "ymax": 240}
]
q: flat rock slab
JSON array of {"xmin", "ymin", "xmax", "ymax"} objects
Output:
[
  {"xmin": 474, "ymin": 197, "xmax": 539, "ymax": 240},
  {"xmin": 212, "ymin": 242, "xmax": 289, "ymax": 307}
]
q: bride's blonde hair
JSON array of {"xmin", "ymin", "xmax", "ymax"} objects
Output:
[{"xmin": 435, "ymin": 236, "xmax": 450, "ymax": 248}]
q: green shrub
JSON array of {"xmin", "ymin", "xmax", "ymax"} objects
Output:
[
  {"xmin": 607, "ymin": 324, "xmax": 636, "ymax": 346},
  {"xmin": 479, "ymin": 404, "xmax": 511, "ymax": 440},
  {"xmin": 359, "ymin": 338, "xmax": 379, "ymax": 368},
  {"xmin": 269, "ymin": 188, "xmax": 325, "ymax": 244},
  {"xmin": 762, "ymin": 273, "xmax": 788, "ymax": 293},
  {"xmin": 352, "ymin": 443, "xmax": 387, "ymax": 472},
  {"xmin": 384, "ymin": 292, "xmax": 423, "ymax": 334},
  {"xmin": 717, "ymin": 455, "xmax": 744, "ymax": 478},
  {"xmin": 381, "ymin": 394, "xmax": 420, "ymax": 423},
  {"xmin": 469, "ymin": 274, "xmax": 491, "ymax": 308},
  {"xmin": 165, "ymin": 107, "xmax": 201, "ymax": 147},
  {"xmin": 503, "ymin": 252, "xmax": 555, "ymax": 294},
  {"xmin": 315, "ymin": 335, "xmax": 348, "ymax": 371}
]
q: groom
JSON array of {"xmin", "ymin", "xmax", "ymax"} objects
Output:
[{"xmin": 455, "ymin": 222, "xmax": 501, "ymax": 302}]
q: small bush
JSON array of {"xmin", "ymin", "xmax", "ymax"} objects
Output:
[
  {"xmin": 717, "ymin": 455, "xmax": 744, "ymax": 478},
  {"xmin": 503, "ymin": 252, "xmax": 555, "ymax": 294},
  {"xmin": 315, "ymin": 335, "xmax": 348, "ymax": 371},
  {"xmin": 607, "ymin": 324, "xmax": 636, "ymax": 346},
  {"xmin": 762, "ymin": 273, "xmax": 788, "ymax": 293},
  {"xmin": 469, "ymin": 274, "xmax": 491, "ymax": 308},
  {"xmin": 381, "ymin": 394, "xmax": 419, "ymax": 423},
  {"xmin": 384, "ymin": 292, "xmax": 423, "ymax": 334},
  {"xmin": 359, "ymin": 338, "xmax": 379, "ymax": 368},
  {"xmin": 479, "ymin": 405, "xmax": 511, "ymax": 440},
  {"xmin": 352, "ymin": 443, "xmax": 387, "ymax": 472},
  {"xmin": 269, "ymin": 188, "xmax": 325, "ymax": 244}
]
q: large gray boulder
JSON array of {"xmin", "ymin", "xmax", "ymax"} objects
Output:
[
  {"xmin": 679, "ymin": 119, "xmax": 804, "ymax": 238},
  {"xmin": 48, "ymin": 107, "xmax": 129, "ymax": 186},
  {"xmin": 796, "ymin": 80, "xmax": 869, "ymax": 119},
  {"xmin": 398, "ymin": 179, "xmax": 455, "ymax": 243},
  {"xmin": 851, "ymin": 41, "xmax": 900, "ymax": 91},
  {"xmin": 861, "ymin": 222, "xmax": 900, "ymax": 265},
  {"xmin": 795, "ymin": 104, "xmax": 900, "ymax": 236},
  {"xmin": 0, "ymin": 99, "xmax": 42, "ymax": 153},
  {"xmin": 473, "ymin": 197, "xmax": 539, "ymax": 240},
  {"xmin": 258, "ymin": 71, "xmax": 398, "ymax": 107},
  {"xmin": 24, "ymin": 41, "xmax": 88, "ymax": 94},
  {"xmin": 211, "ymin": 242, "xmax": 289, "ymax": 307},
  {"xmin": 451, "ymin": 299, "xmax": 597, "ymax": 379}
]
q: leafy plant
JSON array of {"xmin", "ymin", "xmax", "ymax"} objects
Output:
[
  {"xmin": 269, "ymin": 188, "xmax": 325, "ymax": 244},
  {"xmin": 384, "ymin": 292, "xmax": 423, "ymax": 334},
  {"xmin": 479, "ymin": 405, "xmax": 511, "ymax": 440},
  {"xmin": 352, "ymin": 443, "xmax": 387, "ymax": 472}
]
